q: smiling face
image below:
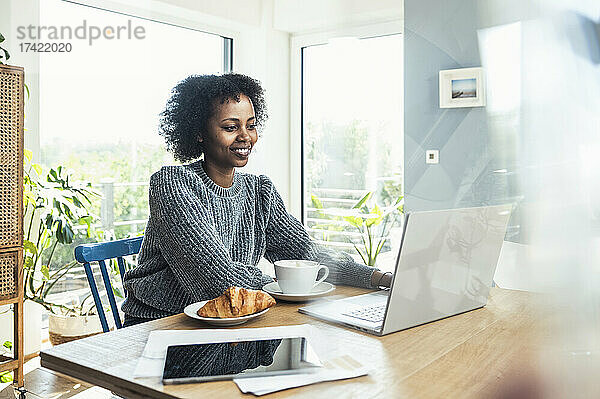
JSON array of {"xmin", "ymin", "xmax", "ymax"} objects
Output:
[{"xmin": 201, "ymin": 94, "xmax": 258, "ymax": 171}]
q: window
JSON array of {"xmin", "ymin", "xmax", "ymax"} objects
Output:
[
  {"xmin": 300, "ymin": 33, "xmax": 403, "ymax": 269},
  {"xmin": 36, "ymin": 0, "xmax": 231, "ymax": 303}
]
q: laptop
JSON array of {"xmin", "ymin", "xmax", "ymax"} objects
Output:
[{"xmin": 299, "ymin": 204, "xmax": 512, "ymax": 336}]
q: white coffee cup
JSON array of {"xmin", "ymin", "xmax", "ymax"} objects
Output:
[{"xmin": 273, "ymin": 260, "xmax": 329, "ymax": 294}]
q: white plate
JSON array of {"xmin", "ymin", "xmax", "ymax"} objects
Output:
[
  {"xmin": 183, "ymin": 301, "xmax": 270, "ymax": 326},
  {"xmin": 262, "ymin": 282, "xmax": 335, "ymax": 302}
]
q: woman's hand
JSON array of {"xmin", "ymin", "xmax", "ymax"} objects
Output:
[{"xmin": 370, "ymin": 270, "xmax": 393, "ymax": 289}]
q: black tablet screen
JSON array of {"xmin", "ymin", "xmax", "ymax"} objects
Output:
[{"xmin": 162, "ymin": 337, "xmax": 319, "ymax": 383}]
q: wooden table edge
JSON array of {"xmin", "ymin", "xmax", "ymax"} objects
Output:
[{"xmin": 40, "ymin": 352, "xmax": 176, "ymax": 399}]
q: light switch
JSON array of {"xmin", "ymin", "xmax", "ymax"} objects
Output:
[{"xmin": 426, "ymin": 150, "xmax": 439, "ymax": 164}]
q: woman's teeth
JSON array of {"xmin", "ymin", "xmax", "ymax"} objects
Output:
[{"xmin": 232, "ymin": 148, "xmax": 250, "ymax": 156}]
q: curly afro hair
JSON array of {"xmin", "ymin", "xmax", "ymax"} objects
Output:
[{"xmin": 159, "ymin": 73, "xmax": 268, "ymax": 162}]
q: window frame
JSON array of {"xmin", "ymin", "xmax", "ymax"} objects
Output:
[
  {"xmin": 289, "ymin": 21, "xmax": 404, "ymax": 222},
  {"xmin": 60, "ymin": 1, "xmax": 234, "ymax": 69}
]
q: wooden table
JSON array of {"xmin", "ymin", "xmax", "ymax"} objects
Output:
[{"xmin": 40, "ymin": 287, "xmax": 549, "ymax": 398}]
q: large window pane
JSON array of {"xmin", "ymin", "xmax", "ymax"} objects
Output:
[
  {"xmin": 37, "ymin": 0, "xmax": 229, "ymax": 300},
  {"xmin": 302, "ymin": 34, "xmax": 403, "ymax": 269}
]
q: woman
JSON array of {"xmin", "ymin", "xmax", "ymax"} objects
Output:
[{"xmin": 122, "ymin": 73, "xmax": 392, "ymax": 326}]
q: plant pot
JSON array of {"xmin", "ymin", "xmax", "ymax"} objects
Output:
[
  {"xmin": 0, "ymin": 301, "xmax": 43, "ymax": 357},
  {"xmin": 24, "ymin": 301, "xmax": 43, "ymax": 355},
  {"xmin": 48, "ymin": 312, "xmax": 114, "ymax": 345}
]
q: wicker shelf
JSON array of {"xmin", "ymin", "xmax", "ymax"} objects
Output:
[
  {"xmin": 0, "ymin": 296, "xmax": 19, "ymax": 307},
  {"xmin": 0, "ymin": 64, "xmax": 25, "ymax": 387},
  {"xmin": 0, "ymin": 358, "xmax": 19, "ymax": 374},
  {"xmin": 0, "ymin": 354, "xmax": 13, "ymax": 363}
]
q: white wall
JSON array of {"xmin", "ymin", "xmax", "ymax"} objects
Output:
[
  {"xmin": 273, "ymin": 0, "xmax": 403, "ymax": 33},
  {"xmin": 0, "ymin": 0, "xmax": 40, "ymax": 161},
  {"xmin": 155, "ymin": 0, "xmax": 263, "ymax": 27},
  {"xmin": 231, "ymin": 0, "xmax": 291, "ymax": 206}
]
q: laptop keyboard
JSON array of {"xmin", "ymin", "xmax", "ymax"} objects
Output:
[{"xmin": 342, "ymin": 304, "xmax": 386, "ymax": 323}]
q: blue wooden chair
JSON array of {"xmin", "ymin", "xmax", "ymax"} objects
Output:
[{"xmin": 74, "ymin": 237, "xmax": 143, "ymax": 332}]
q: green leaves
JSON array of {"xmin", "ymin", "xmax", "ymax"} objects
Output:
[
  {"xmin": 41, "ymin": 264, "xmax": 50, "ymax": 280},
  {"xmin": 0, "ymin": 47, "xmax": 9, "ymax": 62},
  {"xmin": 23, "ymin": 256, "xmax": 34, "ymax": 271},
  {"xmin": 32, "ymin": 163, "xmax": 42, "ymax": 177},
  {"xmin": 343, "ymin": 192, "xmax": 405, "ymax": 266},
  {"xmin": 311, "ymin": 194, "xmax": 324, "ymax": 210},
  {"xmin": 79, "ymin": 215, "xmax": 94, "ymax": 237},
  {"xmin": 353, "ymin": 192, "xmax": 372, "ymax": 210},
  {"xmin": 31, "ymin": 163, "xmax": 97, "ymax": 247},
  {"xmin": 23, "ymin": 189, "xmax": 36, "ymax": 208},
  {"xmin": 343, "ymin": 214, "xmax": 363, "ymax": 229},
  {"xmin": 365, "ymin": 204, "xmax": 383, "ymax": 227},
  {"xmin": 24, "ymin": 149, "xmax": 33, "ymax": 162},
  {"xmin": 113, "ymin": 286, "xmax": 124, "ymax": 299},
  {"xmin": 0, "ymin": 371, "xmax": 13, "ymax": 383},
  {"xmin": 0, "ymin": 341, "xmax": 14, "ymax": 381},
  {"xmin": 49, "ymin": 213, "xmax": 72, "ymax": 239},
  {"xmin": 22, "ymin": 149, "xmax": 101, "ymax": 311},
  {"xmin": 0, "ymin": 32, "xmax": 9, "ymax": 65},
  {"xmin": 23, "ymin": 239, "xmax": 37, "ymax": 255}
]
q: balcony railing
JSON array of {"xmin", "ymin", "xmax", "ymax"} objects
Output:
[
  {"xmin": 59, "ymin": 181, "xmax": 398, "ymax": 296},
  {"xmin": 71, "ymin": 179, "xmax": 149, "ymax": 234}
]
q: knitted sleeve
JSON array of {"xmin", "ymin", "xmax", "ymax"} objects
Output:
[
  {"xmin": 149, "ymin": 167, "xmax": 270, "ymax": 300},
  {"xmin": 260, "ymin": 176, "xmax": 377, "ymax": 288}
]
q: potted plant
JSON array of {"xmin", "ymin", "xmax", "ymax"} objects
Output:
[
  {"xmin": 21, "ymin": 151, "xmax": 114, "ymax": 346},
  {"xmin": 47, "ymin": 294, "xmax": 116, "ymax": 346},
  {"xmin": 23, "ymin": 151, "xmax": 96, "ymax": 309},
  {"xmin": 341, "ymin": 192, "xmax": 404, "ymax": 266},
  {"xmin": 311, "ymin": 191, "xmax": 404, "ymax": 266}
]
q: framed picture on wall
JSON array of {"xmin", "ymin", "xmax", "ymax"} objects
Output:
[{"xmin": 439, "ymin": 67, "xmax": 485, "ymax": 108}]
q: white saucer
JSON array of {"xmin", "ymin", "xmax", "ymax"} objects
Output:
[
  {"xmin": 262, "ymin": 282, "xmax": 335, "ymax": 302},
  {"xmin": 183, "ymin": 301, "xmax": 270, "ymax": 326}
]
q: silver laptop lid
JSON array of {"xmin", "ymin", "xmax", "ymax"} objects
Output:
[{"xmin": 380, "ymin": 204, "xmax": 512, "ymax": 335}]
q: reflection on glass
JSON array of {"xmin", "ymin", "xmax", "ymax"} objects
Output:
[
  {"xmin": 162, "ymin": 338, "xmax": 320, "ymax": 383},
  {"xmin": 443, "ymin": 207, "xmax": 510, "ymax": 300}
]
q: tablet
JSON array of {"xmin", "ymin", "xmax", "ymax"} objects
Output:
[{"xmin": 162, "ymin": 337, "xmax": 321, "ymax": 384}]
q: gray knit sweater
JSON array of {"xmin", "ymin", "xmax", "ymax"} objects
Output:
[{"xmin": 121, "ymin": 161, "xmax": 377, "ymax": 319}]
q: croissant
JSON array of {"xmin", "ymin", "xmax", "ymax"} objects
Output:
[{"xmin": 197, "ymin": 287, "xmax": 276, "ymax": 318}]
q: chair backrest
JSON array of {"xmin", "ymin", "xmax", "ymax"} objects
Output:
[{"xmin": 74, "ymin": 237, "xmax": 143, "ymax": 332}]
